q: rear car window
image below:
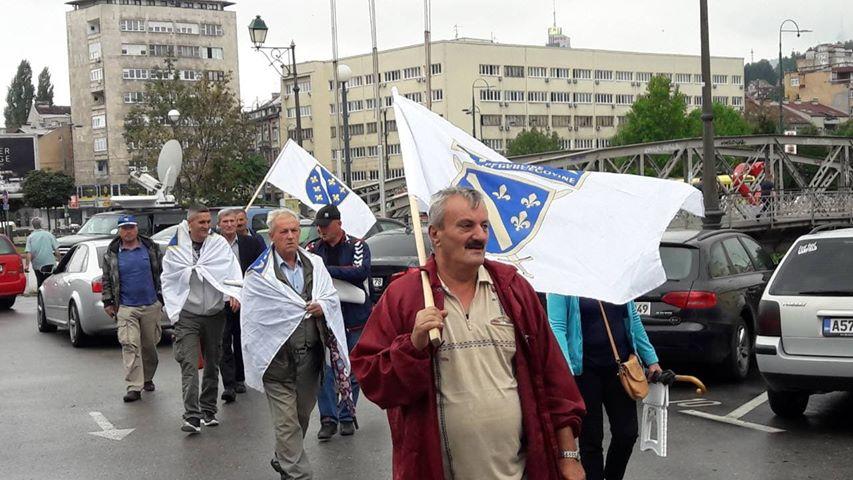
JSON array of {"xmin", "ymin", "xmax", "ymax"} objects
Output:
[
  {"xmin": 770, "ymin": 238, "xmax": 853, "ymax": 296},
  {"xmin": 709, "ymin": 242, "xmax": 730, "ymax": 278},
  {"xmin": 722, "ymin": 237, "xmax": 755, "ymax": 274},
  {"xmin": 739, "ymin": 237, "xmax": 774, "ymax": 271},
  {"xmin": 0, "ymin": 236, "xmax": 16, "ymax": 254},
  {"xmin": 659, "ymin": 246, "xmax": 694, "ymax": 281}
]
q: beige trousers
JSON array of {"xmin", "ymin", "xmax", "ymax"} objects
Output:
[{"xmin": 116, "ymin": 301, "xmax": 163, "ymax": 392}]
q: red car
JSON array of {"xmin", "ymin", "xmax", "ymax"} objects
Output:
[{"xmin": 0, "ymin": 235, "xmax": 26, "ymax": 309}]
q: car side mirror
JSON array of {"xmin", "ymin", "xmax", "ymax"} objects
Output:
[
  {"xmin": 39, "ymin": 265, "xmax": 54, "ymax": 275},
  {"xmin": 110, "ymin": 228, "xmax": 118, "ymax": 235}
]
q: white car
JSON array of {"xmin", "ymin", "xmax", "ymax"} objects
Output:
[{"xmin": 755, "ymin": 226, "xmax": 853, "ymax": 417}]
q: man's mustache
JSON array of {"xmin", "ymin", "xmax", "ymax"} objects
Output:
[{"xmin": 465, "ymin": 240, "xmax": 486, "ymax": 250}]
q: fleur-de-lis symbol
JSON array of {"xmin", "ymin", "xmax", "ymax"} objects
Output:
[
  {"xmin": 310, "ymin": 175, "xmax": 319, "ymax": 184},
  {"xmin": 328, "ymin": 178, "xmax": 337, "ymax": 186},
  {"xmin": 492, "ymin": 184, "xmax": 511, "ymax": 201},
  {"xmin": 511, "ymin": 211, "xmax": 531, "ymax": 231},
  {"xmin": 313, "ymin": 186, "xmax": 322, "ymax": 193},
  {"xmin": 520, "ymin": 193, "xmax": 541, "ymax": 209}
]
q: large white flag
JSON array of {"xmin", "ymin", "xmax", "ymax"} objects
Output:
[
  {"xmin": 392, "ymin": 90, "xmax": 704, "ymax": 304},
  {"xmin": 265, "ymin": 139, "xmax": 377, "ymax": 238}
]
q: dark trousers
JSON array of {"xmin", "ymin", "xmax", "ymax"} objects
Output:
[
  {"xmin": 220, "ymin": 306, "xmax": 244, "ymax": 391},
  {"xmin": 576, "ymin": 366, "xmax": 639, "ymax": 480},
  {"xmin": 34, "ymin": 270, "xmax": 49, "ymax": 289},
  {"xmin": 173, "ymin": 310, "xmax": 226, "ymax": 420}
]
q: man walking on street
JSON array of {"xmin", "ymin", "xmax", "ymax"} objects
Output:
[
  {"xmin": 236, "ymin": 209, "xmax": 266, "ymax": 250},
  {"xmin": 217, "ymin": 208, "xmax": 265, "ymax": 403},
  {"xmin": 241, "ymin": 208, "xmax": 352, "ymax": 480},
  {"xmin": 101, "ymin": 215, "xmax": 164, "ymax": 403},
  {"xmin": 351, "ymin": 187, "xmax": 587, "ymax": 480},
  {"xmin": 24, "ymin": 218, "xmax": 59, "ymax": 288},
  {"xmin": 307, "ymin": 204, "xmax": 372, "ymax": 440},
  {"xmin": 161, "ymin": 205, "xmax": 242, "ymax": 434}
]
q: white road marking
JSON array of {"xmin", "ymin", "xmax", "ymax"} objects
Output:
[
  {"xmin": 88, "ymin": 411, "xmax": 135, "ymax": 441},
  {"xmin": 726, "ymin": 392, "xmax": 769, "ymax": 420},
  {"xmin": 680, "ymin": 409, "xmax": 785, "ymax": 433}
]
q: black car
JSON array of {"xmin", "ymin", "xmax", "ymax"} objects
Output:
[
  {"xmin": 365, "ymin": 227, "xmax": 430, "ymax": 303},
  {"xmin": 636, "ymin": 229, "xmax": 776, "ymax": 380}
]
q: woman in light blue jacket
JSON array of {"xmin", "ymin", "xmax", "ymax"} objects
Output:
[{"xmin": 547, "ymin": 294, "xmax": 662, "ymax": 480}]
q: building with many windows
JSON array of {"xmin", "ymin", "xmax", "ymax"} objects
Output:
[
  {"xmin": 281, "ymin": 37, "xmax": 743, "ymax": 185},
  {"xmin": 784, "ymin": 43, "xmax": 853, "ymax": 116},
  {"xmin": 65, "ymin": 0, "xmax": 239, "ymax": 197}
]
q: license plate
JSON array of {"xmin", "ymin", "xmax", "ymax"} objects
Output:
[
  {"xmin": 635, "ymin": 302, "xmax": 652, "ymax": 316},
  {"xmin": 823, "ymin": 318, "xmax": 853, "ymax": 337},
  {"xmin": 371, "ymin": 277, "xmax": 384, "ymax": 289}
]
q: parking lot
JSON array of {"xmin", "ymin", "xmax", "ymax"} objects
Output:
[{"xmin": 1, "ymin": 295, "xmax": 851, "ymax": 480}]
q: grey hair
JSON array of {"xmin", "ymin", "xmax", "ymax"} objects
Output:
[
  {"xmin": 217, "ymin": 207, "xmax": 241, "ymax": 221},
  {"xmin": 186, "ymin": 204, "xmax": 209, "ymax": 220},
  {"xmin": 266, "ymin": 208, "xmax": 299, "ymax": 231},
  {"xmin": 31, "ymin": 217, "xmax": 42, "ymax": 229},
  {"xmin": 428, "ymin": 186, "xmax": 484, "ymax": 228}
]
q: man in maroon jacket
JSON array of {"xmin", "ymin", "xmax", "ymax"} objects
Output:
[{"xmin": 351, "ymin": 186, "xmax": 586, "ymax": 480}]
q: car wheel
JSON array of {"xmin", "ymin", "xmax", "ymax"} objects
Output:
[
  {"xmin": 724, "ymin": 317, "xmax": 753, "ymax": 381},
  {"xmin": 767, "ymin": 389, "xmax": 809, "ymax": 418},
  {"xmin": 37, "ymin": 294, "xmax": 56, "ymax": 333},
  {"xmin": 0, "ymin": 297, "xmax": 15, "ymax": 310},
  {"xmin": 68, "ymin": 303, "xmax": 89, "ymax": 348}
]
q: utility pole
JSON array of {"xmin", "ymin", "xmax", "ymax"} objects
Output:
[
  {"xmin": 424, "ymin": 0, "xmax": 432, "ymax": 110},
  {"xmin": 330, "ymin": 0, "xmax": 343, "ymax": 177},
  {"xmin": 699, "ymin": 0, "xmax": 722, "ymax": 229},
  {"xmin": 369, "ymin": 0, "xmax": 386, "ymax": 216}
]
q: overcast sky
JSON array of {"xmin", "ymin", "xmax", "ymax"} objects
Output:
[{"xmin": 0, "ymin": 0, "xmax": 849, "ymax": 120}]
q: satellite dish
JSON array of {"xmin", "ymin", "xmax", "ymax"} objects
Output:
[{"xmin": 157, "ymin": 139, "xmax": 183, "ymax": 191}]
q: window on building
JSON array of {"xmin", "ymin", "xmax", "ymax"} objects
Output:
[
  {"xmin": 594, "ymin": 70, "xmax": 613, "ymax": 81},
  {"xmin": 384, "ymin": 96, "xmax": 393, "ymax": 107},
  {"xmin": 89, "ymin": 42, "xmax": 102, "ymax": 61},
  {"xmin": 149, "ymin": 44, "xmax": 174, "ymax": 57},
  {"xmin": 349, "ymin": 76, "xmax": 363, "ymax": 87},
  {"xmin": 122, "ymin": 68, "xmax": 147, "ymax": 80},
  {"xmin": 504, "ymin": 90, "xmax": 524, "ymax": 102},
  {"xmin": 365, "ymin": 73, "xmax": 376, "ymax": 85},
  {"xmin": 732, "ymin": 96, "xmax": 743, "ymax": 107},
  {"xmin": 595, "ymin": 93, "xmax": 613, "ymax": 104},
  {"xmin": 175, "ymin": 22, "xmax": 199, "ymax": 34},
  {"xmin": 575, "ymin": 138, "xmax": 594, "ymax": 149},
  {"xmin": 203, "ymin": 47, "xmax": 223, "ymax": 59},
  {"xmin": 504, "ymin": 65, "xmax": 524, "ymax": 78},
  {"xmin": 148, "ymin": 21, "xmax": 174, "ymax": 33},
  {"xmin": 505, "ymin": 115, "xmax": 526, "ymax": 127},
  {"xmin": 285, "ymin": 79, "xmax": 311, "ymax": 94},
  {"xmin": 431, "ymin": 89, "xmax": 444, "ymax": 102},
  {"xmin": 657, "ymin": 72, "xmax": 672, "ymax": 81},
  {"xmin": 123, "ymin": 92, "xmax": 145, "ymax": 103},
  {"xmin": 179, "ymin": 70, "xmax": 200, "ymax": 81},
  {"xmin": 550, "ymin": 67, "xmax": 570, "ymax": 79},
  {"xmin": 287, "ymin": 106, "xmax": 312, "ymax": 118},
  {"xmin": 529, "ymin": 115, "xmax": 548, "ymax": 128},
  {"xmin": 712, "ymin": 96, "xmax": 729, "ymax": 105},
  {"xmin": 528, "ymin": 91, "xmax": 548, "ymax": 103},
  {"xmin": 93, "ymin": 137, "xmax": 107, "ymax": 152},
  {"xmin": 684, "ymin": 96, "xmax": 693, "ymax": 106},
  {"xmin": 615, "ymin": 71, "xmax": 633, "ymax": 81},
  {"xmin": 479, "ymin": 64, "xmax": 500, "ymax": 76},
  {"xmin": 732, "ymin": 75, "xmax": 743, "ymax": 85},
  {"xmin": 573, "ymin": 92, "xmax": 593, "ymax": 104},
  {"xmin": 636, "ymin": 72, "xmax": 652, "ymax": 82},
  {"xmin": 573, "ymin": 68, "xmax": 592, "ymax": 79},
  {"xmin": 575, "ymin": 115, "xmax": 593, "ymax": 128},
  {"xmin": 481, "ymin": 114, "xmax": 502, "ymax": 126},
  {"xmin": 88, "ymin": 19, "xmax": 101, "ymax": 35},
  {"xmin": 403, "ymin": 66, "xmax": 422, "ymax": 79},
  {"xmin": 383, "ymin": 70, "xmax": 401, "ymax": 82},
  {"xmin": 287, "ymin": 128, "xmax": 313, "ymax": 141},
  {"xmin": 330, "ymin": 126, "xmax": 336, "ymax": 138},
  {"xmin": 598, "ymin": 138, "xmax": 611, "ymax": 148},
  {"xmin": 528, "ymin": 66, "xmax": 547, "ymax": 78},
  {"xmin": 694, "ymin": 96, "xmax": 703, "ymax": 106},
  {"xmin": 615, "ymin": 94, "xmax": 634, "ymax": 105},
  {"xmin": 482, "ymin": 139, "xmax": 503, "ymax": 151},
  {"xmin": 550, "ymin": 91, "xmax": 571, "ymax": 103},
  {"xmin": 388, "ymin": 167, "xmax": 404, "ymax": 178},
  {"xmin": 431, "ymin": 63, "xmax": 442, "ymax": 75},
  {"xmin": 693, "ymin": 73, "xmax": 703, "ymax": 83},
  {"xmin": 387, "ymin": 144, "xmax": 401, "ymax": 155},
  {"xmin": 174, "ymin": 45, "xmax": 199, "ymax": 58},
  {"xmin": 365, "ymin": 98, "xmax": 377, "ymax": 110},
  {"xmin": 480, "ymin": 89, "xmax": 501, "ymax": 102},
  {"xmin": 675, "ymin": 73, "xmax": 692, "ymax": 83},
  {"xmin": 348, "ymin": 99, "xmax": 365, "ymax": 111},
  {"xmin": 617, "ymin": 115, "xmax": 628, "ymax": 125},
  {"xmin": 790, "ymin": 77, "xmax": 800, "ymax": 87},
  {"xmin": 206, "ymin": 70, "xmax": 225, "ymax": 82},
  {"xmin": 90, "ymin": 68, "xmax": 104, "ymax": 82},
  {"xmin": 349, "ymin": 124, "xmax": 365, "ymax": 136},
  {"xmin": 120, "ymin": 19, "xmax": 145, "ymax": 32},
  {"xmin": 200, "ymin": 23, "xmax": 224, "ymax": 36},
  {"xmin": 552, "ymin": 115, "xmax": 572, "ymax": 127},
  {"xmin": 596, "ymin": 116, "xmax": 614, "ymax": 127},
  {"xmin": 712, "ymin": 74, "xmax": 728, "ymax": 84},
  {"xmin": 384, "ymin": 119, "xmax": 397, "ymax": 132},
  {"xmin": 402, "ymin": 92, "xmax": 422, "ymax": 103},
  {"xmin": 366, "ymin": 122, "xmax": 378, "ymax": 134},
  {"xmin": 91, "ymin": 114, "xmax": 106, "ymax": 129},
  {"xmin": 121, "ymin": 44, "xmax": 147, "ymax": 56}
]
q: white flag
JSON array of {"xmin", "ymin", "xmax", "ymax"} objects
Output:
[
  {"xmin": 266, "ymin": 139, "xmax": 377, "ymax": 238},
  {"xmin": 392, "ymin": 89, "xmax": 704, "ymax": 304}
]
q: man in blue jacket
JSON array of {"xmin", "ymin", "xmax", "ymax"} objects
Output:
[{"xmin": 307, "ymin": 204, "xmax": 372, "ymax": 440}]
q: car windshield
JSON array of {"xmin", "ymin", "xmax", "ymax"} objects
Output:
[
  {"xmin": 0, "ymin": 236, "xmax": 15, "ymax": 254},
  {"xmin": 770, "ymin": 238, "xmax": 853, "ymax": 296},
  {"xmin": 300, "ymin": 225, "xmax": 319, "ymax": 245},
  {"xmin": 78, "ymin": 215, "xmax": 120, "ymax": 235},
  {"xmin": 659, "ymin": 246, "xmax": 695, "ymax": 281}
]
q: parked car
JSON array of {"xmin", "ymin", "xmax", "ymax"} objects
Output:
[
  {"xmin": 756, "ymin": 226, "xmax": 853, "ymax": 417},
  {"xmin": 151, "ymin": 206, "xmax": 274, "ymax": 248},
  {"xmin": 365, "ymin": 227, "xmax": 431, "ymax": 303},
  {"xmin": 58, "ymin": 207, "xmax": 186, "ymax": 256},
  {"xmin": 36, "ymin": 239, "xmax": 171, "ymax": 347},
  {"xmin": 0, "ymin": 234, "xmax": 26, "ymax": 310},
  {"xmin": 635, "ymin": 229, "xmax": 776, "ymax": 380},
  {"xmin": 256, "ymin": 216, "xmax": 408, "ymax": 248}
]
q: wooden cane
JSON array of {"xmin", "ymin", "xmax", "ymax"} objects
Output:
[
  {"xmin": 674, "ymin": 375, "xmax": 708, "ymax": 395},
  {"xmin": 408, "ymin": 195, "xmax": 441, "ymax": 347}
]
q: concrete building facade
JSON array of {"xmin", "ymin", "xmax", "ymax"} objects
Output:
[
  {"xmin": 784, "ymin": 43, "xmax": 853, "ymax": 115},
  {"xmin": 282, "ymin": 38, "xmax": 744, "ymax": 185},
  {"xmin": 65, "ymin": 0, "xmax": 239, "ymax": 196}
]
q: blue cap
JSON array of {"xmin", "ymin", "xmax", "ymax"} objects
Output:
[{"xmin": 117, "ymin": 214, "xmax": 137, "ymax": 227}]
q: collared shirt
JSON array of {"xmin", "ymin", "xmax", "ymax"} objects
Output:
[
  {"xmin": 25, "ymin": 230, "xmax": 59, "ymax": 269},
  {"xmin": 436, "ymin": 266, "xmax": 525, "ymax": 480},
  {"xmin": 275, "ymin": 250, "xmax": 305, "ymax": 294},
  {"xmin": 117, "ymin": 242, "xmax": 158, "ymax": 307}
]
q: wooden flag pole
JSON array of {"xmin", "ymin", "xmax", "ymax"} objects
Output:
[{"xmin": 408, "ymin": 195, "xmax": 441, "ymax": 346}]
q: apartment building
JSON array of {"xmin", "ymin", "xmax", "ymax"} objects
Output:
[
  {"xmin": 66, "ymin": 0, "xmax": 239, "ymax": 196},
  {"xmin": 281, "ymin": 38, "xmax": 744, "ymax": 185},
  {"xmin": 784, "ymin": 43, "xmax": 853, "ymax": 115}
]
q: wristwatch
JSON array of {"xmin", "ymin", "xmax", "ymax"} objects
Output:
[{"xmin": 559, "ymin": 449, "xmax": 581, "ymax": 461}]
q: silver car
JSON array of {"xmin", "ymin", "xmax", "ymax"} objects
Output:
[{"xmin": 36, "ymin": 239, "xmax": 170, "ymax": 347}]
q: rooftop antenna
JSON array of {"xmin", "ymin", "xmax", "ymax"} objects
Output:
[
  {"xmin": 453, "ymin": 24, "xmax": 461, "ymax": 39},
  {"xmin": 750, "ymin": 49, "xmax": 754, "ymax": 63},
  {"xmin": 553, "ymin": 0, "xmax": 557, "ymax": 27}
]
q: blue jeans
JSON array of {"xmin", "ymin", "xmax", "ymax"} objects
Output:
[{"xmin": 318, "ymin": 327, "xmax": 361, "ymax": 424}]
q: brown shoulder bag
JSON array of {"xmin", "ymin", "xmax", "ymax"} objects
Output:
[{"xmin": 598, "ymin": 301, "xmax": 649, "ymax": 400}]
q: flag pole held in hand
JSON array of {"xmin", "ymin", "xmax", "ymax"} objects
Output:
[{"xmin": 408, "ymin": 195, "xmax": 441, "ymax": 347}]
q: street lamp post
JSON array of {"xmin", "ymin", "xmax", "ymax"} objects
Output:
[
  {"xmin": 699, "ymin": 0, "xmax": 722, "ymax": 229},
  {"xmin": 248, "ymin": 15, "xmax": 303, "ymax": 146},
  {"xmin": 338, "ymin": 64, "xmax": 353, "ymax": 186},
  {"xmin": 778, "ymin": 19, "xmax": 811, "ymax": 133},
  {"xmin": 467, "ymin": 78, "xmax": 491, "ymax": 140}
]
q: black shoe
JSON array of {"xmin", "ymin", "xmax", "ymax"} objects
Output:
[
  {"xmin": 123, "ymin": 390, "xmax": 141, "ymax": 403},
  {"xmin": 143, "ymin": 381, "xmax": 155, "ymax": 392},
  {"xmin": 270, "ymin": 457, "xmax": 289, "ymax": 480},
  {"xmin": 235, "ymin": 382, "xmax": 247, "ymax": 394},
  {"xmin": 340, "ymin": 420, "xmax": 355, "ymax": 436},
  {"xmin": 181, "ymin": 417, "xmax": 201, "ymax": 434},
  {"xmin": 221, "ymin": 389, "xmax": 236, "ymax": 403},
  {"xmin": 201, "ymin": 413, "xmax": 219, "ymax": 427},
  {"xmin": 317, "ymin": 421, "xmax": 337, "ymax": 440}
]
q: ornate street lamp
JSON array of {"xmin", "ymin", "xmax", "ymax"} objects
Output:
[{"xmin": 337, "ymin": 64, "xmax": 353, "ymax": 186}]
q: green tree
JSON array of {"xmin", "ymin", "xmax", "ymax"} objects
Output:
[
  {"xmin": 35, "ymin": 67, "xmax": 54, "ymax": 106},
  {"xmin": 3, "ymin": 60, "xmax": 34, "ymax": 131},
  {"xmin": 744, "ymin": 59, "xmax": 776, "ymax": 85},
  {"xmin": 687, "ymin": 102, "xmax": 752, "ymax": 137},
  {"xmin": 123, "ymin": 60, "xmax": 255, "ymax": 204},
  {"xmin": 833, "ymin": 119, "xmax": 853, "ymax": 137},
  {"xmin": 506, "ymin": 128, "xmax": 563, "ymax": 156},
  {"xmin": 22, "ymin": 170, "xmax": 75, "ymax": 230},
  {"xmin": 611, "ymin": 76, "xmax": 689, "ymax": 146}
]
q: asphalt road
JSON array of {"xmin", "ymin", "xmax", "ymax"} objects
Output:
[{"xmin": 1, "ymin": 296, "xmax": 851, "ymax": 480}]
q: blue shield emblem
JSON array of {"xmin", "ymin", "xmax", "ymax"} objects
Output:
[{"xmin": 305, "ymin": 165, "xmax": 349, "ymax": 206}]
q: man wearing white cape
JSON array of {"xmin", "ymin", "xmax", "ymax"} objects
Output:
[
  {"xmin": 161, "ymin": 205, "xmax": 242, "ymax": 434},
  {"xmin": 240, "ymin": 209, "xmax": 351, "ymax": 480}
]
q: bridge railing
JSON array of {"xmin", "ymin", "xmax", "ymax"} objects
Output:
[{"xmin": 720, "ymin": 189, "xmax": 853, "ymax": 228}]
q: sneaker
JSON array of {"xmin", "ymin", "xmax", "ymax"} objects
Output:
[
  {"xmin": 221, "ymin": 389, "xmax": 236, "ymax": 403},
  {"xmin": 235, "ymin": 382, "xmax": 247, "ymax": 394},
  {"xmin": 340, "ymin": 420, "xmax": 355, "ymax": 436},
  {"xmin": 181, "ymin": 417, "xmax": 201, "ymax": 434},
  {"xmin": 317, "ymin": 421, "xmax": 337, "ymax": 440},
  {"xmin": 123, "ymin": 390, "xmax": 141, "ymax": 403},
  {"xmin": 143, "ymin": 381, "xmax": 156, "ymax": 392},
  {"xmin": 201, "ymin": 413, "xmax": 219, "ymax": 427}
]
